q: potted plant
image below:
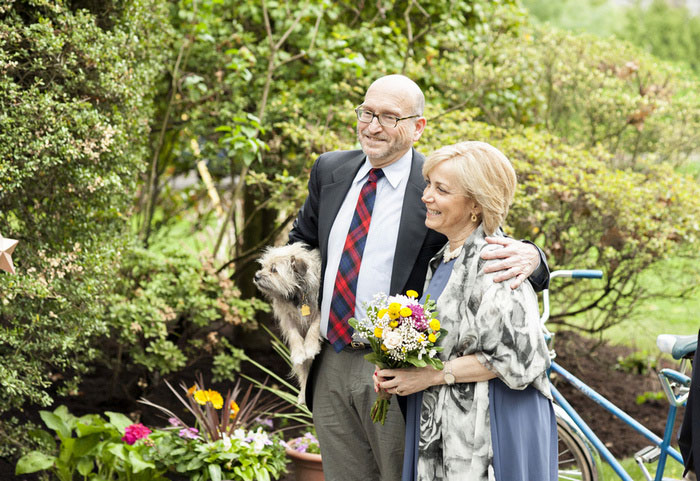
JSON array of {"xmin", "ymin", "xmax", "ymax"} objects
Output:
[{"xmin": 285, "ymin": 430, "xmax": 323, "ymax": 481}]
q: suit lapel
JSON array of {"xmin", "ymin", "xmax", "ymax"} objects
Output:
[
  {"xmin": 318, "ymin": 151, "xmax": 366, "ymax": 262},
  {"xmin": 390, "ymin": 149, "xmax": 429, "ymax": 294}
]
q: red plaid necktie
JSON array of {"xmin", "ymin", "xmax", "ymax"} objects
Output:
[{"xmin": 327, "ymin": 168, "xmax": 384, "ymax": 352}]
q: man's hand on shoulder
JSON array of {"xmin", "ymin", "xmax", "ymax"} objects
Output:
[{"xmin": 481, "ymin": 237, "xmax": 540, "ymax": 289}]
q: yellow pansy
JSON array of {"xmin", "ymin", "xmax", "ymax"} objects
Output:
[
  {"xmin": 428, "ymin": 333, "xmax": 437, "ymax": 343},
  {"xmin": 399, "ymin": 307, "xmax": 412, "ymax": 317},
  {"xmin": 374, "ymin": 327, "xmax": 384, "ymax": 338},
  {"xmin": 406, "ymin": 290, "xmax": 418, "ymax": 299},
  {"xmin": 377, "ymin": 308, "xmax": 388, "ymax": 319},
  {"xmin": 429, "ymin": 319, "xmax": 441, "ymax": 331},
  {"xmin": 389, "ymin": 320, "xmax": 398, "ymax": 328}
]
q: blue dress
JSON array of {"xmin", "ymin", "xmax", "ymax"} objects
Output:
[{"xmin": 401, "ymin": 259, "xmax": 557, "ymax": 481}]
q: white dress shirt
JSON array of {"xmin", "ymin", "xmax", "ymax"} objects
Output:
[{"xmin": 320, "ymin": 148, "xmax": 413, "ymax": 339}]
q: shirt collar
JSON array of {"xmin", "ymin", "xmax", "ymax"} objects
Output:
[{"xmin": 354, "ymin": 148, "xmax": 413, "ymax": 189}]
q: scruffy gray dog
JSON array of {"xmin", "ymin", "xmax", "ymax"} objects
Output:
[{"xmin": 254, "ymin": 243, "xmax": 321, "ymax": 404}]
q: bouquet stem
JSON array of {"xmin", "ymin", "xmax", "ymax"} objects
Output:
[{"xmin": 371, "ymin": 390, "xmax": 392, "ymax": 424}]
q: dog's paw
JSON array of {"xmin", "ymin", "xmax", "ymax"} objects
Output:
[
  {"xmin": 296, "ymin": 391, "xmax": 306, "ymax": 405},
  {"xmin": 290, "ymin": 351, "xmax": 306, "ymax": 366},
  {"xmin": 304, "ymin": 342, "xmax": 321, "ymax": 359}
]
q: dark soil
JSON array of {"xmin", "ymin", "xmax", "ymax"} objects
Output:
[
  {"xmin": 2, "ymin": 330, "xmax": 689, "ymax": 480},
  {"xmin": 551, "ymin": 330, "xmax": 687, "ymax": 459}
]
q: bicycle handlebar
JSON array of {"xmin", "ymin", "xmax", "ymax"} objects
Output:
[{"xmin": 540, "ymin": 269, "xmax": 604, "ymax": 326}]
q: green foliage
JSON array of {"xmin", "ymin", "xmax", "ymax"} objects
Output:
[
  {"xmin": 423, "ymin": 115, "xmax": 700, "ymax": 331},
  {"xmin": 0, "ymin": 0, "xmax": 171, "ymax": 433},
  {"xmin": 622, "ymin": 0, "xmax": 700, "ymax": 75},
  {"xmin": 15, "ymin": 406, "xmax": 168, "ymax": 480},
  {"xmin": 615, "ymin": 351, "xmax": 658, "ymax": 376},
  {"xmin": 102, "ymin": 243, "xmax": 267, "ymax": 380},
  {"xmin": 18, "ymin": 404, "xmax": 288, "ymax": 481}
]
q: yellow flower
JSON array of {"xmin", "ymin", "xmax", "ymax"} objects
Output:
[
  {"xmin": 187, "ymin": 385, "xmax": 197, "ymax": 397},
  {"xmin": 381, "ymin": 344, "xmax": 388, "ymax": 351},
  {"xmin": 193, "ymin": 389, "xmax": 224, "ymax": 409},
  {"xmin": 418, "ymin": 334, "xmax": 425, "ymax": 343},
  {"xmin": 377, "ymin": 308, "xmax": 388, "ymax": 319},
  {"xmin": 208, "ymin": 390, "xmax": 224, "ymax": 409},
  {"xmin": 389, "ymin": 320, "xmax": 398, "ymax": 328},
  {"xmin": 229, "ymin": 401, "xmax": 240, "ymax": 419},
  {"xmin": 194, "ymin": 389, "xmax": 207, "ymax": 405},
  {"xmin": 429, "ymin": 319, "xmax": 441, "ymax": 331},
  {"xmin": 388, "ymin": 302, "xmax": 401, "ymax": 314},
  {"xmin": 399, "ymin": 307, "xmax": 412, "ymax": 317},
  {"xmin": 374, "ymin": 327, "xmax": 384, "ymax": 338},
  {"xmin": 406, "ymin": 290, "xmax": 418, "ymax": 299},
  {"xmin": 428, "ymin": 333, "xmax": 437, "ymax": 343},
  {"xmin": 389, "ymin": 311, "xmax": 400, "ymax": 320}
]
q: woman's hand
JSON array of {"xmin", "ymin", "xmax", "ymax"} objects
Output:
[{"xmin": 375, "ymin": 366, "xmax": 441, "ymax": 396}]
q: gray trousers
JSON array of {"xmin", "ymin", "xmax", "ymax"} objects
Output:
[{"xmin": 312, "ymin": 342, "xmax": 405, "ymax": 481}]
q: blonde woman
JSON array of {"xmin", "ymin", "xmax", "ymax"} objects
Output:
[{"xmin": 376, "ymin": 141, "xmax": 556, "ymax": 481}]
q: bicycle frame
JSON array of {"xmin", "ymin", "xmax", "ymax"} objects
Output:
[
  {"xmin": 543, "ymin": 269, "xmax": 689, "ymax": 481},
  {"xmin": 549, "ymin": 360, "xmax": 684, "ymax": 481}
]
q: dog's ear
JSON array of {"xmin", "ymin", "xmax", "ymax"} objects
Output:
[{"xmin": 290, "ymin": 255, "xmax": 308, "ymax": 277}]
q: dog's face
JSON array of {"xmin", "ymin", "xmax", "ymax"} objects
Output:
[{"xmin": 254, "ymin": 244, "xmax": 316, "ymax": 305}]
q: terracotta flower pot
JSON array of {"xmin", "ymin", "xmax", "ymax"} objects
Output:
[{"xmin": 285, "ymin": 447, "xmax": 324, "ymax": 481}]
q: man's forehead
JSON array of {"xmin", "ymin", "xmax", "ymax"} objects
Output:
[{"xmin": 363, "ymin": 88, "xmax": 412, "ymax": 113}]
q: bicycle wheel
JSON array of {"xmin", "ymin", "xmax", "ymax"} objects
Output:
[{"xmin": 557, "ymin": 415, "xmax": 598, "ymax": 481}]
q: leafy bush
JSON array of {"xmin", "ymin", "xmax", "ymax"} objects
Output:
[
  {"xmin": 424, "ymin": 114, "xmax": 700, "ymax": 331},
  {"xmin": 102, "ymin": 243, "xmax": 268, "ymax": 383},
  {"xmin": 0, "ymin": 0, "xmax": 170, "ymax": 447}
]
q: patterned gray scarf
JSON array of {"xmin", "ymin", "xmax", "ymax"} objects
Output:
[{"xmin": 417, "ymin": 226, "xmax": 551, "ymax": 481}]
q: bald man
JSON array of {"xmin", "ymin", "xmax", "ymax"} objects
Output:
[{"xmin": 289, "ymin": 75, "xmax": 548, "ymax": 480}]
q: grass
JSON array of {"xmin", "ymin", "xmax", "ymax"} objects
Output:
[
  {"xmin": 549, "ymin": 256, "xmax": 700, "ymax": 353},
  {"xmin": 599, "ymin": 455, "xmax": 687, "ymax": 480}
]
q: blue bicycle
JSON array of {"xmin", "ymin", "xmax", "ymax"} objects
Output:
[{"xmin": 544, "ymin": 270, "xmax": 695, "ymax": 481}]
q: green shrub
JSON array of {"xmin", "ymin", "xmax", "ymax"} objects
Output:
[
  {"xmin": 102, "ymin": 243, "xmax": 268, "ymax": 382},
  {"xmin": 424, "ymin": 115, "xmax": 700, "ymax": 331},
  {"xmin": 0, "ymin": 0, "xmax": 171, "ymax": 446}
]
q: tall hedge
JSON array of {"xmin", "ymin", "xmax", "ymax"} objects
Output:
[{"xmin": 0, "ymin": 0, "xmax": 171, "ymax": 439}]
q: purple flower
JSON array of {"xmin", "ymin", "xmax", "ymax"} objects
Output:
[
  {"xmin": 178, "ymin": 427, "xmax": 199, "ymax": 439},
  {"xmin": 122, "ymin": 423, "xmax": 151, "ymax": 445},
  {"xmin": 168, "ymin": 417, "xmax": 182, "ymax": 427},
  {"xmin": 254, "ymin": 417, "xmax": 274, "ymax": 429}
]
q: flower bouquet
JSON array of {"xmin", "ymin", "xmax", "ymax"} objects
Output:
[{"xmin": 348, "ymin": 290, "xmax": 446, "ymax": 424}]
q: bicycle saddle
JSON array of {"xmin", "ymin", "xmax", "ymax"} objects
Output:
[{"xmin": 657, "ymin": 334, "xmax": 697, "ymax": 360}]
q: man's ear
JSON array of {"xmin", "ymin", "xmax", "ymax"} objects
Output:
[{"xmin": 412, "ymin": 117, "xmax": 427, "ymax": 142}]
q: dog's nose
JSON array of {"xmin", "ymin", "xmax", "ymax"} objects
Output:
[{"xmin": 253, "ymin": 272, "xmax": 262, "ymax": 282}]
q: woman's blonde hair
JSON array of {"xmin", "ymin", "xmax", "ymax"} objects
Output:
[{"xmin": 423, "ymin": 141, "xmax": 517, "ymax": 235}]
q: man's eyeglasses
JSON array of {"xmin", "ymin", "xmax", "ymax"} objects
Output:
[{"xmin": 355, "ymin": 107, "xmax": 420, "ymax": 128}]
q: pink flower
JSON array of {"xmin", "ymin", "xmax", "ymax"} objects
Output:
[
  {"xmin": 409, "ymin": 304, "xmax": 429, "ymax": 330},
  {"xmin": 178, "ymin": 427, "xmax": 199, "ymax": 439},
  {"xmin": 122, "ymin": 423, "xmax": 152, "ymax": 445}
]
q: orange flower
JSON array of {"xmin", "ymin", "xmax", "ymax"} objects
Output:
[{"xmin": 229, "ymin": 401, "xmax": 240, "ymax": 419}]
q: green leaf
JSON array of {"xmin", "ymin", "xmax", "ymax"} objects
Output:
[
  {"xmin": 208, "ymin": 463, "xmax": 222, "ymax": 481},
  {"xmin": 77, "ymin": 457, "xmax": 93, "ymax": 476},
  {"xmin": 129, "ymin": 450, "xmax": 155, "ymax": 473},
  {"xmin": 40, "ymin": 411, "xmax": 72, "ymax": 439},
  {"xmin": 15, "ymin": 451, "xmax": 56, "ymax": 474},
  {"xmin": 105, "ymin": 411, "xmax": 133, "ymax": 431},
  {"xmin": 74, "ymin": 433, "xmax": 101, "ymax": 457}
]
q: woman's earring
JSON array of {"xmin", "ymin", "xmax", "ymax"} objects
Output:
[{"xmin": 471, "ymin": 213, "xmax": 478, "ymax": 222}]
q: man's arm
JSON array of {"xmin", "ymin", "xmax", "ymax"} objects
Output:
[
  {"xmin": 289, "ymin": 158, "xmax": 321, "ymax": 248},
  {"xmin": 480, "ymin": 237, "xmax": 549, "ymax": 292}
]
